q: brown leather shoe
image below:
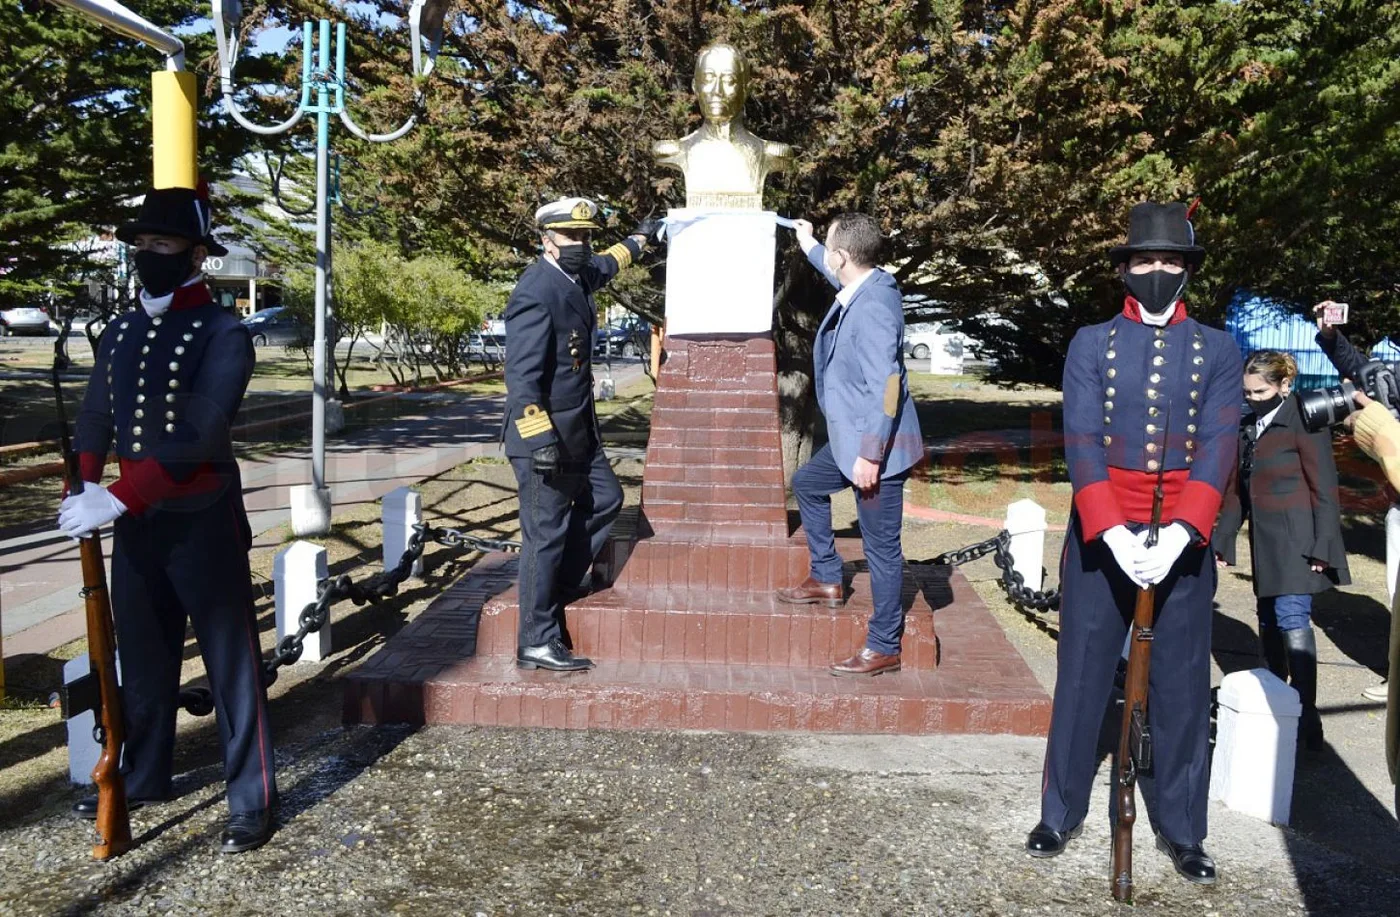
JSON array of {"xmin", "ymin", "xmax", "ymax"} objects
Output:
[
  {"xmin": 830, "ymin": 648, "xmax": 901, "ymax": 677},
  {"xmin": 775, "ymin": 576, "xmax": 844, "ymax": 608}
]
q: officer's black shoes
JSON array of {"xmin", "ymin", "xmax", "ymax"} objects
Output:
[
  {"xmin": 518, "ymin": 638, "xmax": 595, "ymax": 672},
  {"xmin": 72, "ymin": 795, "xmax": 156, "ymax": 820},
  {"xmin": 1156, "ymin": 835, "xmax": 1217, "ymax": 885},
  {"xmin": 1025, "ymin": 821, "xmax": 1083, "ymax": 857},
  {"xmin": 221, "ymin": 809, "xmax": 274, "ymax": 854}
]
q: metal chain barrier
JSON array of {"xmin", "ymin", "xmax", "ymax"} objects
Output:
[
  {"xmin": 932, "ymin": 530, "xmax": 1062, "ymax": 613},
  {"xmin": 178, "ymin": 524, "xmax": 520, "ymax": 715}
]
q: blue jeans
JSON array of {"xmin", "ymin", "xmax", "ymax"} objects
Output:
[
  {"xmin": 1257, "ymin": 594, "xmax": 1313, "ymax": 631},
  {"xmin": 792, "ymin": 444, "xmax": 908, "ymax": 655}
]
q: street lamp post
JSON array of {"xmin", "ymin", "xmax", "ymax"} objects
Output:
[{"xmin": 211, "ymin": 1, "xmax": 448, "ymax": 536}]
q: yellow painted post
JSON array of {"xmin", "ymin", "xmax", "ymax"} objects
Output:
[{"xmin": 151, "ymin": 70, "xmax": 197, "ymax": 188}]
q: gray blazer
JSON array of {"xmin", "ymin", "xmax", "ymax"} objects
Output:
[{"xmin": 806, "ymin": 245, "xmax": 923, "ymax": 479}]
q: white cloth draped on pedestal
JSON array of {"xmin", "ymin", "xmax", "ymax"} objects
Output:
[{"xmin": 662, "ymin": 209, "xmax": 783, "ymax": 335}]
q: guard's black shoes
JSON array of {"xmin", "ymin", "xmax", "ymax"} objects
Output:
[
  {"xmin": 1156, "ymin": 835, "xmax": 1217, "ymax": 885},
  {"xmin": 1025, "ymin": 821, "xmax": 1082, "ymax": 857},
  {"xmin": 517, "ymin": 638, "xmax": 594, "ymax": 672},
  {"xmin": 72, "ymin": 795, "xmax": 153, "ymax": 820},
  {"xmin": 221, "ymin": 809, "xmax": 274, "ymax": 854}
]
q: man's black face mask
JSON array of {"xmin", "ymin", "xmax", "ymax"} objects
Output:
[
  {"xmin": 553, "ymin": 243, "xmax": 591, "ymax": 274},
  {"xmin": 1124, "ymin": 269, "xmax": 1188, "ymax": 316},
  {"xmin": 135, "ymin": 249, "xmax": 194, "ymax": 297}
]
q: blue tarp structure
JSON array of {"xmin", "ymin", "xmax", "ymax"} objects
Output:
[{"xmin": 1225, "ymin": 293, "xmax": 1343, "ymax": 390}]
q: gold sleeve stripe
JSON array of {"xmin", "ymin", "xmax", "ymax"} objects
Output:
[
  {"xmin": 515, "ymin": 405, "xmax": 553, "ymax": 438},
  {"xmin": 883, "ymin": 374, "xmax": 901, "ymax": 417},
  {"xmin": 604, "ymin": 242, "xmax": 633, "ymax": 270}
]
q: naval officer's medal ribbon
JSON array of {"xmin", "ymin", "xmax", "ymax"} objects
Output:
[{"xmin": 569, "ymin": 328, "xmax": 584, "ymax": 372}]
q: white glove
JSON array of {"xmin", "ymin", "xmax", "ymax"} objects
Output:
[
  {"xmin": 1134, "ymin": 523, "xmax": 1192, "ymax": 586},
  {"xmin": 57, "ymin": 482, "xmax": 127, "ymax": 539},
  {"xmin": 1101, "ymin": 524, "xmax": 1149, "ymax": 589}
]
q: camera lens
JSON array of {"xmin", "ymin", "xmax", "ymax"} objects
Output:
[{"xmin": 1298, "ymin": 382, "xmax": 1357, "ymax": 432}]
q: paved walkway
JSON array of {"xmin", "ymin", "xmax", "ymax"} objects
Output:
[{"xmin": 0, "ymin": 363, "xmax": 645, "ymax": 659}]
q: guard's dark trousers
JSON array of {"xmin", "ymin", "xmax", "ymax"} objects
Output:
[
  {"xmin": 511, "ymin": 450, "xmax": 623, "ymax": 647},
  {"xmin": 111, "ymin": 494, "xmax": 276, "ymax": 814},
  {"xmin": 1039, "ymin": 514, "xmax": 1213, "ymax": 845}
]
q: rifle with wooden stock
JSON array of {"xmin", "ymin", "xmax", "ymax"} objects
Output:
[
  {"xmin": 52, "ymin": 321, "xmax": 132, "ymax": 860},
  {"xmin": 1110, "ymin": 456, "xmax": 1165, "ymax": 902}
]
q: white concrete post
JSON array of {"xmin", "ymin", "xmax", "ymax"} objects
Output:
[
  {"xmin": 383, "ymin": 487, "xmax": 424, "ymax": 578},
  {"xmin": 274, "ymin": 540, "xmax": 330, "ymax": 663},
  {"xmin": 1209, "ymin": 668, "xmax": 1301, "ymax": 825},
  {"xmin": 64, "ymin": 653, "xmax": 121, "ymax": 785},
  {"xmin": 1003, "ymin": 499, "xmax": 1047, "ymax": 592}
]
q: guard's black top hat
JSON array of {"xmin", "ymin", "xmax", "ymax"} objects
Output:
[
  {"xmin": 1109, "ymin": 201, "xmax": 1205, "ymax": 267},
  {"xmin": 116, "ymin": 184, "xmax": 228, "ymax": 256}
]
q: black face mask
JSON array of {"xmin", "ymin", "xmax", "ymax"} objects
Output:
[
  {"xmin": 1248, "ymin": 393, "xmax": 1285, "ymax": 416},
  {"xmin": 134, "ymin": 249, "xmax": 194, "ymax": 297},
  {"xmin": 1124, "ymin": 269, "xmax": 1188, "ymax": 316},
  {"xmin": 553, "ymin": 244, "xmax": 591, "ymax": 275}
]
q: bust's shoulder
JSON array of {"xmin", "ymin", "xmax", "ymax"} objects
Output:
[{"xmin": 764, "ymin": 139, "xmax": 792, "ymax": 158}]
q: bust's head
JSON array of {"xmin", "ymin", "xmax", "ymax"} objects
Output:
[{"xmin": 693, "ymin": 44, "xmax": 748, "ymax": 124}]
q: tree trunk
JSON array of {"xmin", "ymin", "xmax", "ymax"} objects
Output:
[{"xmin": 772, "ymin": 251, "xmax": 829, "ymax": 487}]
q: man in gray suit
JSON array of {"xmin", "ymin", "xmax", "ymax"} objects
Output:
[{"xmin": 777, "ymin": 214, "xmax": 924, "ymax": 676}]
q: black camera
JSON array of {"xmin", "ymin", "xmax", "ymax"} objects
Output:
[{"xmin": 1298, "ymin": 360, "xmax": 1400, "ymax": 432}]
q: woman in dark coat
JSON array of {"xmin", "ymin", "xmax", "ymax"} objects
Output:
[{"xmin": 1215, "ymin": 351, "xmax": 1351, "ymax": 748}]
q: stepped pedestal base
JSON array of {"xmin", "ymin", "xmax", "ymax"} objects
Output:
[{"xmin": 344, "ymin": 542, "xmax": 1051, "ymax": 736}]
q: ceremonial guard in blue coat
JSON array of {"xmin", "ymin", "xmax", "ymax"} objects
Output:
[
  {"xmin": 1024, "ymin": 203, "xmax": 1242, "ymax": 885},
  {"xmin": 57, "ymin": 185, "xmax": 276, "ymax": 853},
  {"xmin": 504, "ymin": 197, "xmax": 661, "ymax": 672}
]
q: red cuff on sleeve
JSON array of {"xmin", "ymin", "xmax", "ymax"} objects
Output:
[
  {"xmin": 1074, "ymin": 480, "xmax": 1127, "ymax": 541},
  {"xmin": 107, "ymin": 463, "xmax": 159, "ymax": 516},
  {"xmin": 107, "ymin": 457, "xmax": 222, "ymax": 516},
  {"xmin": 79, "ymin": 452, "xmax": 104, "ymax": 484},
  {"xmin": 1170, "ymin": 480, "xmax": 1224, "ymax": 543}
]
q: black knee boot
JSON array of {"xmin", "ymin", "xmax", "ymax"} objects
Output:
[
  {"xmin": 1258, "ymin": 624, "xmax": 1290, "ymax": 680},
  {"xmin": 1283, "ymin": 627, "xmax": 1324, "ymax": 750}
]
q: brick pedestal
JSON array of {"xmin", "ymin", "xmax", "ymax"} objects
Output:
[
  {"xmin": 613, "ymin": 334, "xmax": 810, "ymax": 593},
  {"xmin": 343, "ymin": 332, "xmax": 1052, "ymax": 735}
]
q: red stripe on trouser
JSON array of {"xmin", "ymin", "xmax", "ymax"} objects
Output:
[{"xmin": 231, "ymin": 500, "xmax": 272, "ymax": 809}]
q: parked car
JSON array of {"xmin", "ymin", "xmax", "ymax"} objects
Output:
[
  {"xmin": 0, "ymin": 305, "xmax": 54, "ymax": 336},
  {"xmin": 464, "ymin": 331, "xmax": 507, "ymax": 363},
  {"xmin": 241, "ymin": 306, "xmax": 307, "ymax": 347},
  {"xmin": 595, "ymin": 317, "xmax": 650, "ymax": 358},
  {"xmin": 902, "ymin": 321, "xmax": 961, "ymax": 361}
]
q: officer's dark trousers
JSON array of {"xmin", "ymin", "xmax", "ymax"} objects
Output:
[
  {"xmin": 793, "ymin": 444, "xmax": 909, "ymax": 656},
  {"xmin": 511, "ymin": 449, "xmax": 624, "ymax": 648},
  {"xmin": 110, "ymin": 494, "xmax": 276, "ymax": 815},
  {"xmin": 1040, "ymin": 514, "xmax": 1214, "ymax": 845}
]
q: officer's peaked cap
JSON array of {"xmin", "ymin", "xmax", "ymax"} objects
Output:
[
  {"xmin": 536, "ymin": 196, "xmax": 602, "ymax": 231},
  {"xmin": 1109, "ymin": 202, "xmax": 1205, "ymax": 267},
  {"xmin": 116, "ymin": 182, "xmax": 229, "ymax": 256}
]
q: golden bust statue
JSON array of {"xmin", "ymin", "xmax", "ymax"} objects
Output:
[{"xmin": 653, "ymin": 44, "xmax": 793, "ymax": 210}]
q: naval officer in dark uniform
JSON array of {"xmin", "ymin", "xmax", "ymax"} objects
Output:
[
  {"xmin": 1024, "ymin": 203, "xmax": 1241, "ymax": 885},
  {"xmin": 57, "ymin": 184, "xmax": 275, "ymax": 853},
  {"xmin": 504, "ymin": 197, "xmax": 661, "ymax": 672}
]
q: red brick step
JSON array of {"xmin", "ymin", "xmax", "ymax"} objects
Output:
[
  {"xmin": 347, "ymin": 655, "xmax": 1048, "ymax": 736},
  {"xmin": 475, "ymin": 577, "xmax": 942, "ymax": 669}
]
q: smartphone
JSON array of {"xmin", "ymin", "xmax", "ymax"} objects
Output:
[{"xmin": 1324, "ymin": 302, "xmax": 1349, "ymax": 325}]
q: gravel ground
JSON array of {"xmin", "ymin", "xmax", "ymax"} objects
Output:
[
  {"xmin": 3, "ymin": 381, "xmax": 1400, "ymax": 914},
  {"xmin": 2, "ymin": 727, "xmax": 1398, "ymax": 916}
]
